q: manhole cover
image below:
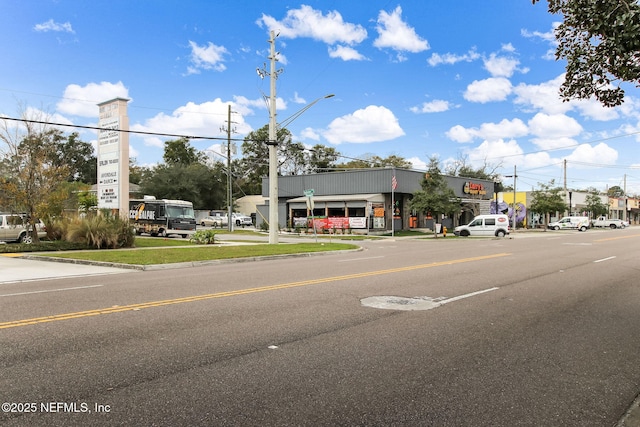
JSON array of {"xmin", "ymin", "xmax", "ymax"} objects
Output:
[{"xmin": 360, "ymin": 296, "xmax": 445, "ymax": 311}]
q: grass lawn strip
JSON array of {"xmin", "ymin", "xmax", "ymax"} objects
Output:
[{"xmin": 40, "ymin": 243, "xmax": 358, "ymax": 265}]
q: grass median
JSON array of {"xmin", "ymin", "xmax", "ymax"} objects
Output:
[{"xmin": 40, "ymin": 242, "xmax": 359, "ymax": 265}]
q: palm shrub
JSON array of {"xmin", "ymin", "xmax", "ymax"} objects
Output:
[
  {"xmin": 66, "ymin": 213, "xmax": 134, "ymax": 249},
  {"xmin": 190, "ymin": 229, "xmax": 217, "ymax": 245}
]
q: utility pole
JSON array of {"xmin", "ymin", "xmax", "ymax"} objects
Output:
[
  {"xmin": 220, "ymin": 104, "xmax": 236, "ymax": 232},
  {"xmin": 267, "ymin": 30, "xmax": 281, "ymax": 244},
  {"xmin": 512, "ymin": 165, "xmax": 517, "ymax": 231},
  {"xmin": 623, "ymin": 174, "xmax": 628, "ymax": 222},
  {"xmin": 563, "ymin": 159, "xmax": 568, "ymax": 217},
  {"xmin": 505, "ymin": 166, "xmax": 518, "ymax": 231}
]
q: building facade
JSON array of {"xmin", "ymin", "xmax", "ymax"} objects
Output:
[{"xmin": 257, "ymin": 168, "xmax": 496, "ymax": 232}]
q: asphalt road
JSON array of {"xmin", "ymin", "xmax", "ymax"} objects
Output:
[{"xmin": 1, "ymin": 228, "xmax": 639, "ymax": 426}]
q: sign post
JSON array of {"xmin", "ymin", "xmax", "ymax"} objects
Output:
[{"xmin": 304, "ymin": 189, "xmax": 317, "ymax": 242}]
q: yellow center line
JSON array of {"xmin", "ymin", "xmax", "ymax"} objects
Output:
[
  {"xmin": 594, "ymin": 234, "xmax": 640, "ymax": 242},
  {"xmin": 1, "ymin": 253, "xmax": 511, "ymax": 329}
]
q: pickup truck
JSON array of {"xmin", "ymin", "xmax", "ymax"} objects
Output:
[
  {"xmin": 591, "ymin": 216, "xmax": 625, "ymax": 229},
  {"xmin": 206, "ymin": 213, "xmax": 253, "ymax": 228}
]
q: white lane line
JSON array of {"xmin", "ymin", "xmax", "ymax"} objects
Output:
[
  {"xmin": 594, "ymin": 256, "xmax": 616, "ymax": 263},
  {"xmin": 0, "ymin": 284, "xmax": 103, "ymax": 297},
  {"xmin": 439, "ymin": 287, "xmax": 500, "ymax": 305},
  {"xmin": 339, "ymin": 256, "xmax": 385, "ymax": 263}
]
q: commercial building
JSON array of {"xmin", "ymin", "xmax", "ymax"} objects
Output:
[{"xmin": 256, "ymin": 168, "xmax": 497, "ymax": 232}]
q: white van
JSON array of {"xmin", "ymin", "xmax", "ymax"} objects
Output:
[
  {"xmin": 547, "ymin": 216, "xmax": 589, "ymax": 231},
  {"xmin": 454, "ymin": 214, "xmax": 510, "ymax": 237}
]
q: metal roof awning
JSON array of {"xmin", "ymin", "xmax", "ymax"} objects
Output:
[{"xmin": 287, "ymin": 193, "xmax": 385, "ymax": 204}]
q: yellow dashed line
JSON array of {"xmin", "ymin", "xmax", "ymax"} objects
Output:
[
  {"xmin": 1, "ymin": 253, "xmax": 511, "ymax": 329},
  {"xmin": 594, "ymin": 234, "xmax": 640, "ymax": 242}
]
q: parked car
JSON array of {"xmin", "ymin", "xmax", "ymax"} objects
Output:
[
  {"xmin": 454, "ymin": 214, "xmax": 510, "ymax": 237},
  {"xmin": 548, "ymin": 216, "xmax": 589, "ymax": 231},
  {"xmin": 0, "ymin": 213, "xmax": 47, "ymax": 244},
  {"xmin": 200, "ymin": 216, "xmax": 224, "ymax": 227}
]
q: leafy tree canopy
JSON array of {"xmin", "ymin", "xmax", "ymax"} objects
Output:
[
  {"xmin": 528, "ymin": 180, "xmax": 567, "ymax": 225},
  {"xmin": 163, "ymin": 137, "xmax": 205, "ymax": 165},
  {"xmin": 336, "ymin": 154, "xmax": 412, "ymax": 169},
  {"xmin": 585, "ymin": 191, "xmax": 608, "ymax": 218},
  {"xmin": 534, "ymin": 0, "xmax": 640, "ymax": 106},
  {"xmin": 409, "ymin": 157, "xmax": 461, "ymax": 229}
]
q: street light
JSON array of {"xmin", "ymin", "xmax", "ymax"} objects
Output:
[{"xmin": 267, "ymin": 93, "xmax": 334, "ymax": 244}]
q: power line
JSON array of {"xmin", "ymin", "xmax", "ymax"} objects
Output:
[{"xmin": 1, "ymin": 116, "xmax": 245, "ymax": 142}]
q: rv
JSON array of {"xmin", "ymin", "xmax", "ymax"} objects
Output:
[{"xmin": 129, "ymin": 198, "xmax": 196, "ymax": 238}]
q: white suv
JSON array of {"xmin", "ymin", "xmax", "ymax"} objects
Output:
[
  {"xmin": 230, "ymin": 213, "xmax": 253, "ymax": 227},
  {"xmin": 0, "ymin": 213, "xmax": 47, "ymax": 244}
]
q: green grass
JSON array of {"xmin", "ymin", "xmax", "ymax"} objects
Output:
[
  {"xmin": 133, "ymin": 237, "xmax": 194, "ymax": 247},
  {"xmin": 42, "ymin": 243, "xmax": 358, "ymax": 265}
]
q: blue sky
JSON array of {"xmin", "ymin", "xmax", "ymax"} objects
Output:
[{"xmin": 1, "ymin": 1, "xmax": 639, "ymax": 194}]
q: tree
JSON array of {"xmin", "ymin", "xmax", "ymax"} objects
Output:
[
  {"xmin": 533, "ymin": 0, "xmax": 640, "ymax": 107},
  {"xmin": 0, "ymin": 130, "xmax": 70, "ymax": 242},
  {"xmin": 237, "ymin": 125, "xmax": 296, "ymax": 194},
  {"xmin": 163, "ymin": 137, "xmax": 205, "ymax": 165},
  {"xmin": 335, "ymin": 154, "xmax": 412, "ymax": 170},
  {"xmin": 528, "ymin": 180, "xmax": 567, "ymax": 229},
  {"xmin": 446, "ymin": 154, "xmax": 502, "ymax": 181},
  {"xmin": 129, "ymin": 158, "xmax": 147, "ymax": 185},
  {"xmin": 140, "ymin": 163, "xmax": 225, "ymax": 210},
  {"xmin": 584, "ymin": 191, "xmax": 608, "ymax": 218},
  {"xmin": 307, "ymin": 144, "xmax": 340, "ymax": 173},
  {"xmin": 140, "ymin": 138, "xmax": 226, "ymax": 209},
  {"xmin": 409, "ymin": 157, "xmax": 460, "ymax": 237},
  {"xmin": 608, "ymin": 185, "xmax": 625, "ymax": 197},
  {"xmin": 51, "ymin": 132, "xmax": 97, "ymax": 184}
]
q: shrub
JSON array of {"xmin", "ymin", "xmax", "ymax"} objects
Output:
[
  {"xmin": 190, "ymin": 229, "xmax": 217, "ymax": 244},
  {"xmin": 65, "ymin": 213, "xmax": 134, "ymax": 249}
]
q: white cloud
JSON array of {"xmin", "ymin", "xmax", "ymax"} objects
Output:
[
  {"xmin": 186, "ymin": 41, "xmax": 228, "ymax": 74},
  {"xmin": 373, "ymin": 6, "xmax": 429, "ymax": 55},
  {"xmin": 513, "ymin": 75, "xmax": 570, "ymax": 114},
  {"xmin": 328, "ymin": 45, "xmax": 367, "ymax": 61},
  {"xmin": 410, "ymin": 99, "xmax": 451, "ymax": 114},
  {"xmin": 446, "ymin": 118, "xmax": 528, "ymax": 143},
  {"xmin": 464, "ymin": 77, "xmax": 513, "ymax": 103},
  {"xmin": 478, "ymin": 118, "xmax": 529, "ymax": 140},
  {"xmin": 521, "ymin": 23, "xmax": 559, "ymax": 45},
  {"xmin": 233, "ymin": 95, "xmax": 288, "ymax": 113},
  {"xmin": 446, "ymin": 125, "xmax": 475, "ymax": 143},
  {"xmin": 483, "ymin": 53, "xmax": 520, "ymax": 78},
  {"xmin": 466, "ymin": 138, "xmax": 554, "ymax": 169},
  {"xmin": 257, "ymin": 5, "xmax": 367, "ymax": 46},
  {"xmin": 130, "ymin": 99, "xmax": 252, "ymax": 148},
  {"xmin": 322, "ymin": 105, "xmax": 404, "ymax": 144},
  {"xmin": 34, "ymin": 19, "xmax": 74, "ymax": 33},
  {"xmin": 300, "ymin": 127, "xmax": 320, "ymax": 141},
  {"xmin": 528, "ymin": 113, "xmax": 582, "ymax": 138},
  {"xmin": 573, "ymin": 98, "xmax": 620, "ymax": 121},
  {"xmin": 57, "ymin": 81, "xmax": 129, "ymax": 117},
  {"xmin": 467, "ymin": 139, "xmax": 524, "ymax": 165},
  {"xmin": 427, "ymin": 48, "xmax": 480, "ymax": 66},
  {"xmin": 407, "ymin": 156, "xmax": 427, "ymax": 170},
  {"xmin": 566, "ymin": 143, "xmax": 618, "ymax": 165},
  {"xmin": 530, "ymin": 136, "xmax": 578, "ymax": 151}
]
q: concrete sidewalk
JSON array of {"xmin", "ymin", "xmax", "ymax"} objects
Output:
[{"xmin": 0, "ymin": 254, "xmax": 134, "ymax": 285}]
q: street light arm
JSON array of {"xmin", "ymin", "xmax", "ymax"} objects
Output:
[{"xmin": 277, "ymin": 94, "xmax": 334, "ymax": 130}]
